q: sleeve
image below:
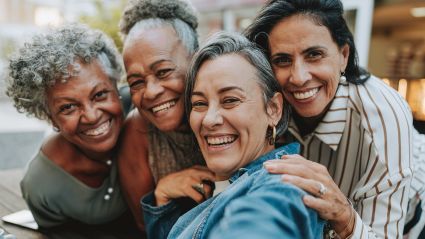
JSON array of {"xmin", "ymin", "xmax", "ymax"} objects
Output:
[
  {"xmin": 141, "ymin": 191, "xmax": 186, "ymax": 239},
  {"xmin": 209, "ymin": 178, "xmax": 325, "ymax": 239},
  {"xmin": 20, "ymin": 174, "xmax": 67, "ymax": 228},
  {"xmin": 349, "ymin": 79, "xmax": 413, "ymax": 238}
]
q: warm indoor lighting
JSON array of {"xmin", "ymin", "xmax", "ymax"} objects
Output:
[
  {"xmin": 382, "ymin": 78, "xmax": 390, "ymax": 85},
  {"xmin": 406, "ymin": 79, "xmax": 425, "ymax": 121},
  {"xmin": 398, "ymin": 79, "xmax": 408, "ymax": 99},
  {"xmin": 411, "ymin": 7, "xmax": 425, "ymax": 18},
  {"xmin": 34, "ymin": 7, "xmax": 62, "ymax": 27}
]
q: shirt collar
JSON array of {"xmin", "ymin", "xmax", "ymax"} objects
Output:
[
  {"xmin": 229, "ymin": 143, "xmax": 300, "ymax": 183},
  {"xmin": 288, "ymin": 83, "xmax": 349, "ymax": 151}
]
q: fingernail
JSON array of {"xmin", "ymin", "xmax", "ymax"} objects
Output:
[{"xmin": 263, "ymin": 162, "xmax": 275, "ymax": 170}]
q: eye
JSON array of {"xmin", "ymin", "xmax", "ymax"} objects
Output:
[
  {"xmin": 191, "ymin": 101, "xmax": 208, "ymax": 111},
  {"xmin": 94, "ymin": 90, "xmax": 109, "ymax": 100},
  {"xmin": 271, "ymin": 55, "xmax": 292, "ymax": 67},
  {"xmin": 222, "ymin": 97, "xmax": 241, "ymax": 109},
  {"xmin": 156, "ymin": 68, "xmax": 174, "ymax": 79},
  {"xmin": 129, "ymin": 79, "xmax": 146, "ymax": 90},
  {"xmin": 306, "ymin": 50, "xmax": 323, "ymax": 61},
  {"xmin": 59, "ymin": 103, "xmax": 77, "ymax": 114}
]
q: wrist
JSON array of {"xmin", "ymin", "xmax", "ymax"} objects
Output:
[
  {"xmin": 332, "ymin": 206, "xmax": 355, "ymax": 238},
  {"xmin": 154, "ymin": 190, "xmax": 170, "ymax": 206}
]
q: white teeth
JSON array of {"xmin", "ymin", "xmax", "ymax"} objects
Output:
[
  {"xmin": 152, "ymin": 101, "xmax": 176, "ymax": 113},
  {"xmin": 293, "ymin": 88, "xmax": 319, "ymax": 100},
  {"xmin": 83, "ymin": 121, "xmax": 110, "ymax": 136},
  {"xmin": 207, "ymin": 136, "xmax": 236, "ymax": 146}
]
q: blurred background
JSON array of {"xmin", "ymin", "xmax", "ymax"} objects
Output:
[{"xmin": 0, "ymin": 0, "xmax": 424, "ymax": 170}]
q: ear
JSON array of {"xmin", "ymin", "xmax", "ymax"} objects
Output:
[
  {"xmin": 266, "ymin": 92, "xmax": 284, "ymax": 126},
  {"xmin": 340, "ymin": 44, "xmax": 350, "ymax": 72}
]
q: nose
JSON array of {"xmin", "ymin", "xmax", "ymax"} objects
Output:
[
  {"xmin": 202, "ymin": 106, "xmax": 223, "ymax": 129},
  {"xmin": 289, "ymin": 60, "xmax": 311, "ymax": 86},
  {"xmin": 81, "ymin": 104, "xmax": 100, "ymax": 124},
  {"xmin": 143, "ymin": 78, "xmax": 164, "ymax": 100}
]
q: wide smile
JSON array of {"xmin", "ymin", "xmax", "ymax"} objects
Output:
[
  {"xmin": 150, "ymin": 100, "xmax": 177, "ymax": 114},
  {"xmin": 291, "ymin": 87, "xmax": 321, "ymax": 101},
  {"xmin": 81, "ymin": 119, "xmax": 111, "ymax": 137},
  {"xmin": 205, "ymin": 134, "xmax": 238, "ymax": 151}
]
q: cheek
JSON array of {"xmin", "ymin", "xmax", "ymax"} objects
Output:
[
  {"xmin": 189, "ymin": 112, "xmax": 202, "ymax": 134},
  {"xmin": 273, "ymin": 68, "xmax": 290, "ymax": 87}
]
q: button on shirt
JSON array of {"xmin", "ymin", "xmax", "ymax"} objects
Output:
[{"xmin": 286, "ymin": 76, "xmax": 413, "ymax": 238}]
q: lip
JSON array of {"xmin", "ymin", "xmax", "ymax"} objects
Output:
[
  {"xmin": 202, "ymin": 133, "xmax": 238, "ymax": 152},
  {"xmin": 79, "ymin": 119, "xmax": 113, "ymax": 139},
  {"xmin": 287, "ymin": 86, "xmax": 321, "ymax": 103},
  {"xmin": 146, "ymin": 98, "xmax": 180, "ymax": 115}
]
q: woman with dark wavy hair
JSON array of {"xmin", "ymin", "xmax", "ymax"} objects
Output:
[
  {"xmin": 244, "ymin": 0, "xmax": 413, "ymax": 238},
  {"xmin": 6, "ymin": 24, "xmax": 128, "ymax": 227}
]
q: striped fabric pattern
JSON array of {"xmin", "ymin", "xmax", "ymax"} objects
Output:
[{"xmin": 287, "ymin": 76, "xmax": 413, "ymax": 239}]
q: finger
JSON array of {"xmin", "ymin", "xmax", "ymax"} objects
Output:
[
  {"xmin": 184, "ymin": 186, "xmax": 205, "ymax": 204},
  {"xmin": 264, "ymin": 162, "xmax": 317, "ymax": 180},
  {"xmin": 203, "ymin": 184, "xmax": 213, "ymax": 199},
  {"xmin": 190, "ymin": 170, "xmax": 216, "ymax": 182},
  {"xmin": 282, "ymin": 175, "xmax": 326, "ymax": 198},
  {"xmin": 303, "ymin": 195, "xmax": 334, "ymax": 220}
]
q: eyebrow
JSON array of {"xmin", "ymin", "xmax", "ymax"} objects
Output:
[
  {"xmin": 126, "ymin": 59, "xmax": 172, "ymax": 80},
  {"xmin": 271, "ymin": 45, "xmax": 326, "ymax": 58},
  {"xmin": 53, "ymin": 82, "xmax": 105, "ymax": 102},
  {"xmin": 192, "ymin": 86, "xmax": 245, "ymax": 97}
]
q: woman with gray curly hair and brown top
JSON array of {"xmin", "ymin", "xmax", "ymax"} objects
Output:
[
  {"xmin": 6, "ymin": 24, "xmax": 129, "ymax": 228},
  {"xmin": 117, "ymin": 0, "xmax": 214, "ymax": 231}
]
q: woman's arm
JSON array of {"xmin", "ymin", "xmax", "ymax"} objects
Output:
[
  {"xmin": 209, "ymin": 174, "xmax": 324, "ymax": 239},
  {"xmin": 118, "ymin": 111, "xmax": 155, "ymax": 231}
]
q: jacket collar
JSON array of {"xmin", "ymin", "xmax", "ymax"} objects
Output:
[{"xmin": 229, "ymin": 143, "xmax": 300, "ymax": 183}]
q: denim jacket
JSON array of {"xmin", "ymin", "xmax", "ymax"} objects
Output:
[{"xmin": 141, "ymin": 143, "xmax": 325, "ymax": 239}]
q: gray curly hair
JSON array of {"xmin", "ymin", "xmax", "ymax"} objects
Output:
[
  {"xmin": 119, "ymin": 0, "xmax": 199, "ymax": 54},
  {"xmin": 5, "ymin": 23, "xmax": 123, "ymax": 122}
]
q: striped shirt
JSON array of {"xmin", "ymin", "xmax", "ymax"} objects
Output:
[{"xmin": 286, "ymin": 76, "xmax": 413, "ymax": 239}]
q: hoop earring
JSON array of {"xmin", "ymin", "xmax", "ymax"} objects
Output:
[
  {"xmin": 340, "ymin": 71, "xmax": 347, "ymax": 83},
  {"xmin": 53, "ymin": 126, "xmax": 60, "ymax": 132},
  {"xmin": 267, "ymin": 125, "xmax": 276, "ymax": 145}
]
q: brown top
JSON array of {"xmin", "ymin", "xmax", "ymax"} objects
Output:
[{"xmin": 147, "ymin": 124, "xmax": 205, "ymax": 183}]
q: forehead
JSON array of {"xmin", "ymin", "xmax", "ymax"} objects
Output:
[
  {"xmin": 48, "ymin": 61, "xmax": 111, "ymax": 95},
  {"xmin": 123, "ymin": 26, "xmax": 182, "ymax": 60},
  {"xmin": 194, "ymin": 54, "xmax": 260, "ymax": 92},
  {"xmin": 268, "ymin": 15, "xmax": 335, "ymax": 52}
]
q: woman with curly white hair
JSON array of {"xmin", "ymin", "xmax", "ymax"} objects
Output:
[{"xmin": 6, "ymin": 24, "xmax": 129, "ymax": 228}]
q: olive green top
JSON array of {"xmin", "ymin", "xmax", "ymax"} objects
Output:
[{"xmin": 20, "ymin": 151, "xmax": 128, "ymax": 228}]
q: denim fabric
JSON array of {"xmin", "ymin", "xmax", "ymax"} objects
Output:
[{"xmin": 142, "ymin": 143, "xmax": 325, "ymax": 239}]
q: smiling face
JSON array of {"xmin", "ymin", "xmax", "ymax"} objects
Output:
[
  {"xmin": 268, "ymin": 15, "xmax": 349, "ymax": 118},
  {"xmin": 189, "ymin": 54, "xmax": 276, "ymax": 179},
  {"xmin": 47, "ymin": 60, "xmax": 123, "ymax": 158},
  {"xmin": 123, "ymin": 26, "xmax": 190, "ymax": 131}
]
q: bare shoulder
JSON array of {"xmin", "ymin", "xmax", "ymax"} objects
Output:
[
  {"xmin": 118, "ymin": 109, "xmax": 150, "ymax": 164},
  {"xmin": 41, "ymin": 133, "xmax": 76, "ymax": 167}
]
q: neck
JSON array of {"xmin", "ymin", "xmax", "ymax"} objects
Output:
[{"xmin": 293, "ymin": 104, "xmax": 332, "ymax": 137}]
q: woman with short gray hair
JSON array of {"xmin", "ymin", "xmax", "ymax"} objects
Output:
[{"xmin": 6, "ymin": 24, "xmax": 128, "ymax": 227}]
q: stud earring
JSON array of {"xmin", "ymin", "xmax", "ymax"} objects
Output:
[
  {"xmin": 340, "ymin": 71, "xmax": 347, "ymax": 84},
  {"xmin": 53, "ymin": 126, "xmax": 60, "ymax": 132}
]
